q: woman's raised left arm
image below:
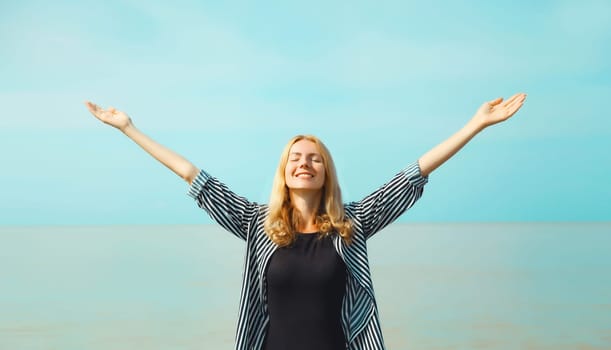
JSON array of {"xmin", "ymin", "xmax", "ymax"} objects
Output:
[{"xmin": 418, "ymin": 92, "xmax": 527, "ymax": 177}]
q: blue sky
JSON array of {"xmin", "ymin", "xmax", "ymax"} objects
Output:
[{"xmin": 1, "ymin": 0, "xmax": 609, "ymax": 225}]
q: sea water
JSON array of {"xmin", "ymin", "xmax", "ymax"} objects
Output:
[{"xmin": 1, "ymin": 223, "xmax": 609, "ymax": 349}]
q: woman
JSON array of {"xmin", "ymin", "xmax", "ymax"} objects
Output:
[{"xmin": 85, "ymin": 92, "xmax": 526, "ymax": 350}]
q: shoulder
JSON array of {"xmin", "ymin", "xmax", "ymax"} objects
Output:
[{"xmin": 343, "ymin": 202, "xmax": 356, "ymax": 214}]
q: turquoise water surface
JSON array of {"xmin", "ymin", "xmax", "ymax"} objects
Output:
[{"xmin": 1, "ymin": 223, "xmax": 609, "ymax": 349}]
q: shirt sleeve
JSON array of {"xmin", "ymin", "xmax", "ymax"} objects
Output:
[
  {"xmin": 348, "ymin": 161, "xmax": 428, "ymax": 240},
  {"xmin": 187, "ymin": 169, "xmax": 259, "ymax": 241}
]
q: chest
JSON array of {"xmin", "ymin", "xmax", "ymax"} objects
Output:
[{"xmin": 266, "ymin": 233, "xmax": 346, "ymax": 291}]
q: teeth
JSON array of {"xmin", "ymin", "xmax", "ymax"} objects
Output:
[{"xmin": 296, "ymin": 174, "xmax": 313, "ymax": 178}]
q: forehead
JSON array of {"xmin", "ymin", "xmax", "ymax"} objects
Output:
[{"xmin": 289, "ymin": 139, "xmax": 320, "ymax": 154}]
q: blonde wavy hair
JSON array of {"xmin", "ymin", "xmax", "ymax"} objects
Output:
[{"xmin": 264, "ymin": 135, "xmax": 353, "ymax": 247}]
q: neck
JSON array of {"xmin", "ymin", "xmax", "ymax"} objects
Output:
[{"xmin": 289, "ymin": 189, "xmax": 322, "ymax": 233}]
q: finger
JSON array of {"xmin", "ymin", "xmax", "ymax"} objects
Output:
[
  {"xmin": 86, "ymin": 101, "xmax": 105, "ymax": 117},
  {"xmin": 503, "ymin": 92, "xmax": 527, "ymax": 107},
  {"xmin": 85, "ymin": 101, "xmax": 98, "ymax": 113},
  {"xmin": 504, "ymin": 98, "xmax": 524, "ymax": 116},
  {"xmin": 489, "ymin": 97, "xmax": 503, "ymax": 106},
  {"xmin": 501, "ymin": 94, "xmax": 520, "ymax": 107},
  {"xmin": 508, "ymin": 93, "xmax": 526, "ymax": 108}
]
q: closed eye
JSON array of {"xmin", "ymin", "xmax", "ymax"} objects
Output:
[{"xmin": 289, "ymin": 152, "xmax": 322, "ymax": 163}]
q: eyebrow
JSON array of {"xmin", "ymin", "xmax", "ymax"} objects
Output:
[{"xmin": 289, "ymin": 152, "xmax": 321, "ymax": 157}]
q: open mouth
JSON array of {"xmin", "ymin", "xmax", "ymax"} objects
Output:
[{"xmin": 295, "ymin": 173, "xmax": 314, "ymax": 178}]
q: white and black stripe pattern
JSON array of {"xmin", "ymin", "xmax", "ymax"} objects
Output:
[{"xmin": 188, "ymin": 161, "xmax": 428, "ymax": 350}]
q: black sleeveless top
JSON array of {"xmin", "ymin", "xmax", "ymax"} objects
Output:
[{"xmin": 263, "ymin": 232, "xmax": 347, "ymax": 350}]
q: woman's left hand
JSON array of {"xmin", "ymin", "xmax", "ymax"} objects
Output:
[{"xmin": 472, "ymin": 92, "xmax": 527, "ymax": 130}]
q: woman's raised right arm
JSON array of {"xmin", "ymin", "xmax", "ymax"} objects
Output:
[{"xmin": 85, "ymin": 101, "xmax": 199, "ymax": 184}]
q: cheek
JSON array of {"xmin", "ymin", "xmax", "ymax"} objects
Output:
[
  {"xmin": 284, "ymin": 165, "xmax": 293, "ymax": 182},
  {"xmin": 318, "ymin": 168, "xmax": 326, "ymax": 184}
]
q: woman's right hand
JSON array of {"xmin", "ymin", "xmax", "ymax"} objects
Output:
[{"xmin": 85, "ymin": 101, "xmax": 132, "ymax": 131}]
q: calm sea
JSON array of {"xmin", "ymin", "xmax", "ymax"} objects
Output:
[{"xmin": 1, "ymin": 223, "xmax": 610, "ymax": 350}]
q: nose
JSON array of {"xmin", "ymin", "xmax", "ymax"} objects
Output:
[{"xmin": 298, "ymin": 158, "xmax": 310, "ymax": 168}]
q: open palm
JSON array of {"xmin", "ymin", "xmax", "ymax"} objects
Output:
[
  {"xmin": 85, "ymin": 101, "xmax": 131, "ymax": 131},
  {"xmin": 474, "ymin": 93, "xmax": 527, "ymax": 128}
]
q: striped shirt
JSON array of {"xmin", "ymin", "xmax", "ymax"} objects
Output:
[{"xmin": 188, "ymin": 161, "xmax": 428, "ymax": 350}]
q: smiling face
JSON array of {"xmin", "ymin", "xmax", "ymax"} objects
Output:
[{"xmin": 284, "ymin": 139, "xmax": 326, "ymax": 192}]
